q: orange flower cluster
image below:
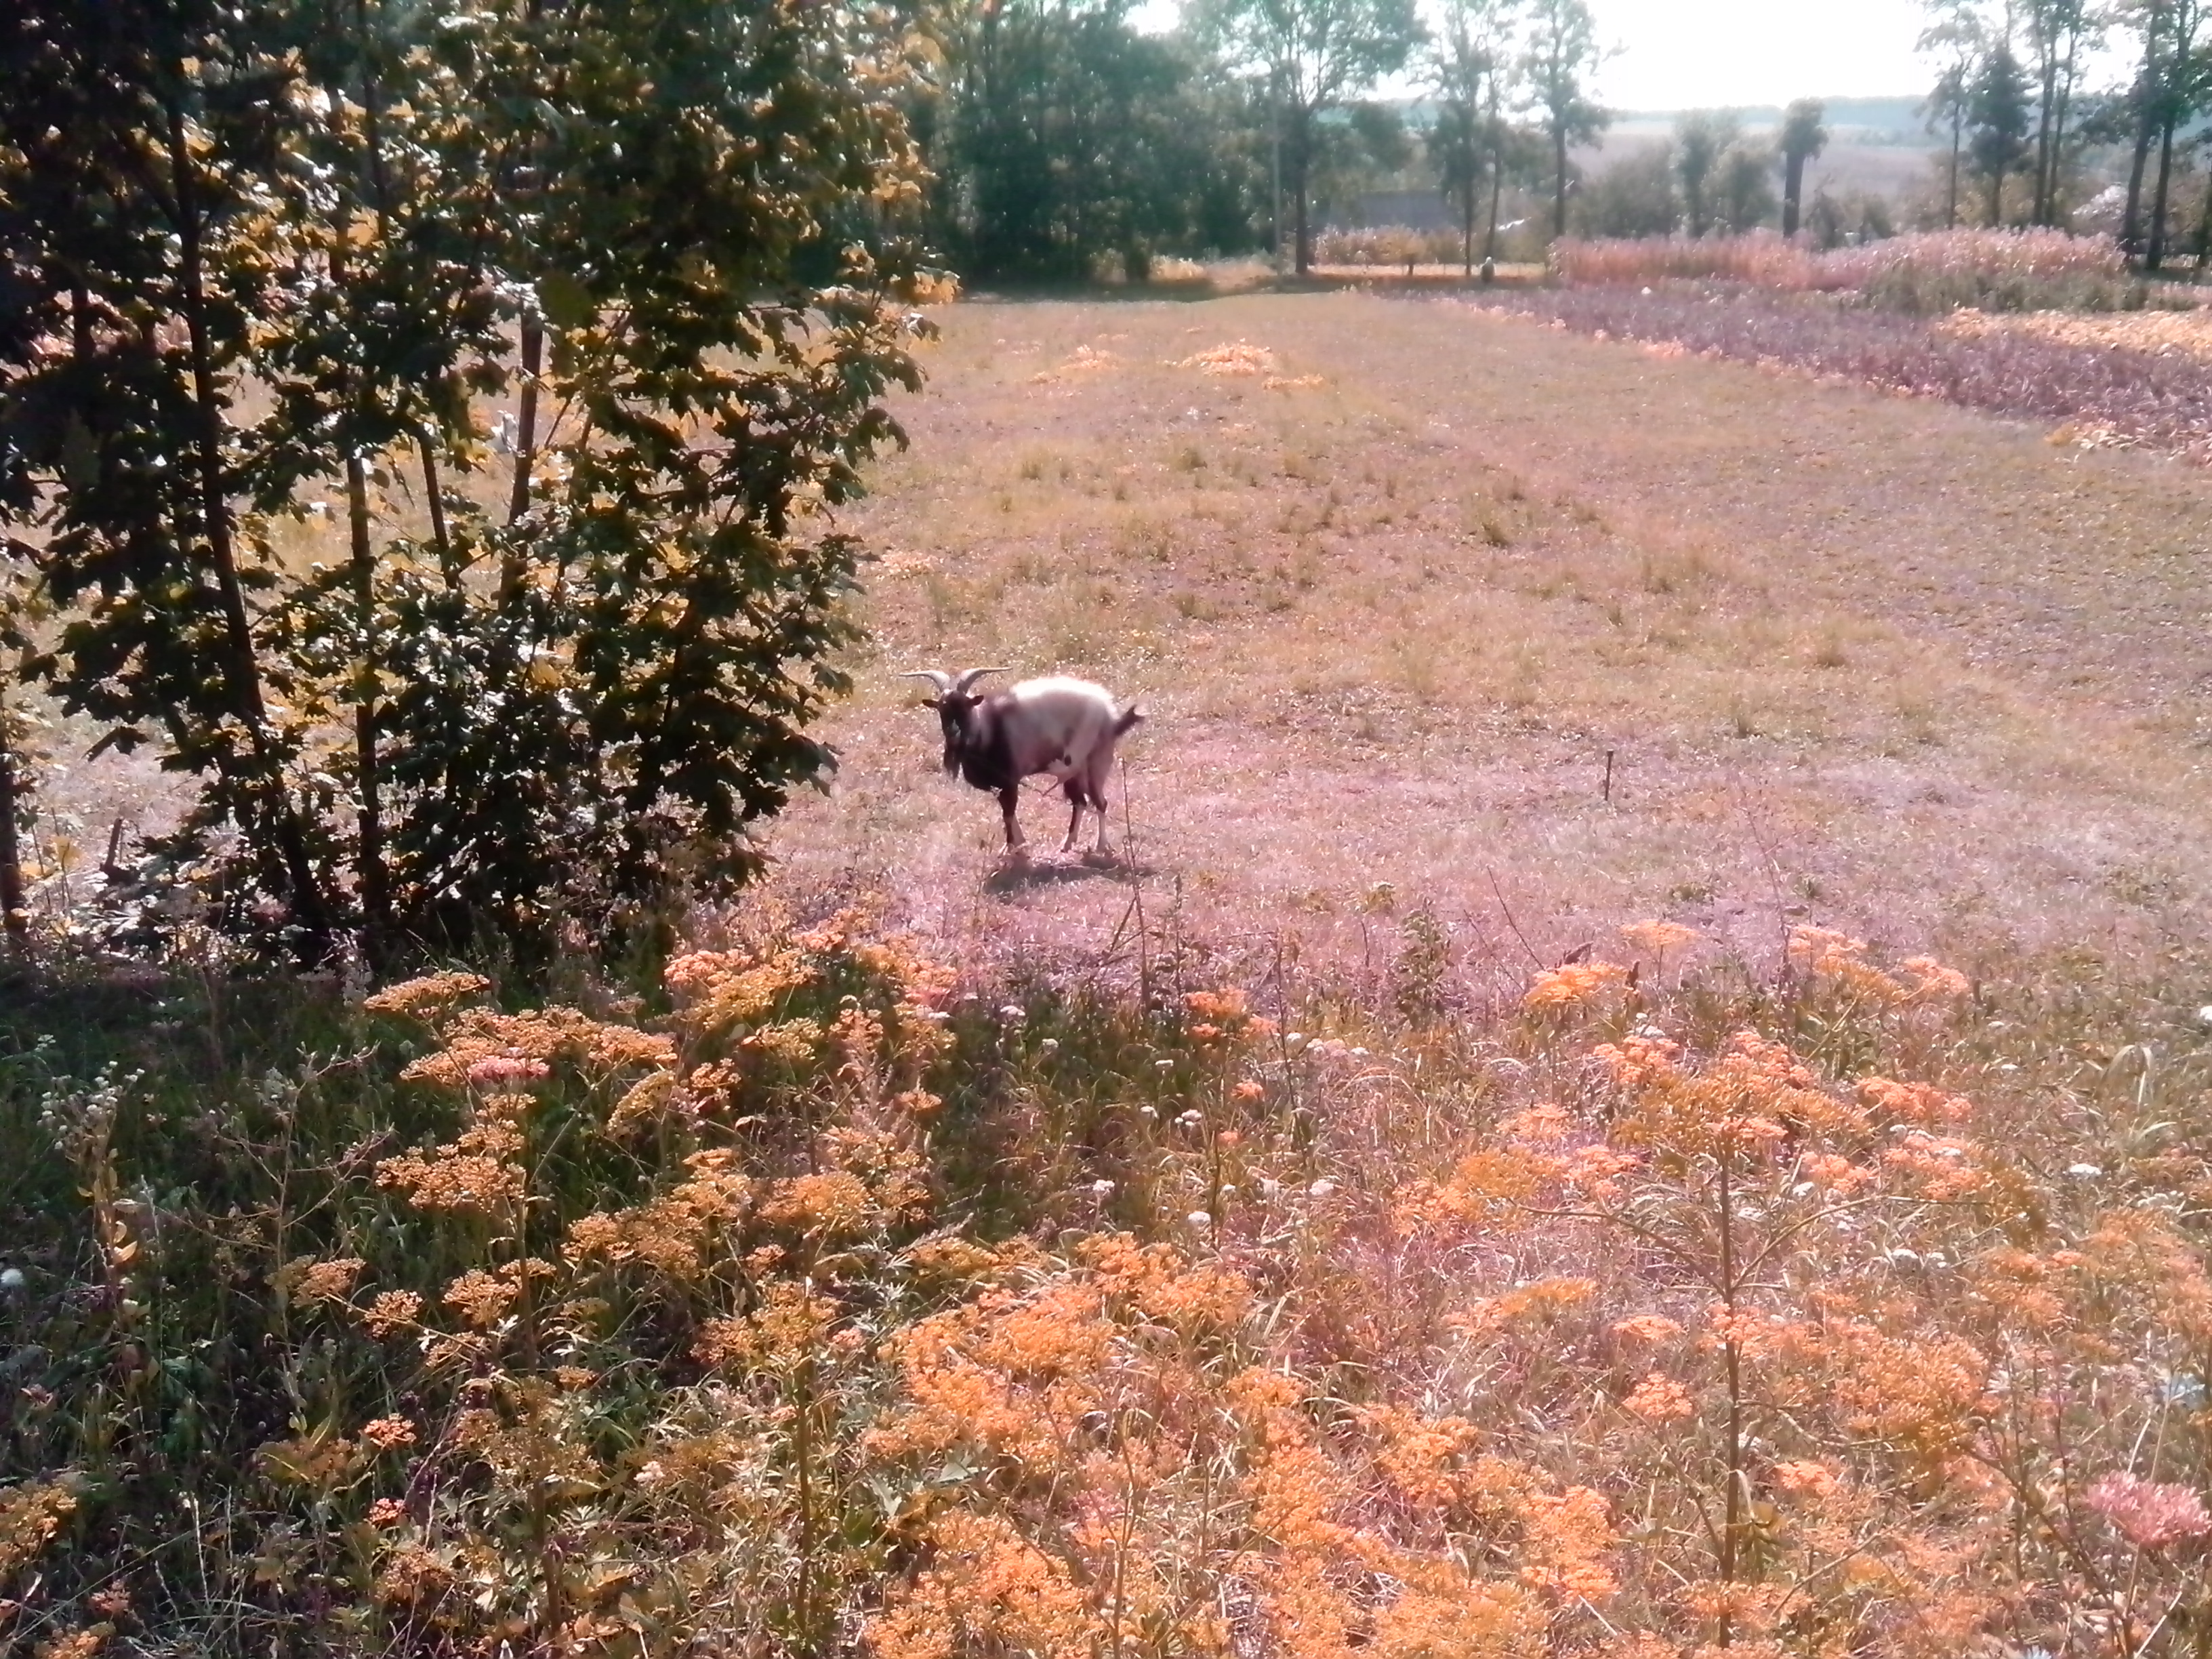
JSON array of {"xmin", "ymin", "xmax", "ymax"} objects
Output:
[
  {"xmin": 1523, "ymin": 960, "xmax": 1634, "ymax": 1015},
  {"xmin": 1788, "ymin": 928, "xmax": 1972, "ymax": 1010},
  {"xmin": 398, "ymin": 1005, "xmax": 674, "ymax": 1093},
  {"xmin": 0, "ymin": 1479, "xmax": 79, "ymax": 1582},
  {"xmin": 361, "ymin": 970, "xmax": 491, "ymax": 1018},
  {"xmin": 377, "ymin": 1115, "xmax": 527, "ymax": 1218}
]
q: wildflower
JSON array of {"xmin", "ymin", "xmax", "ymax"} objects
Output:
[
  {"xmin": 607, "ymin": 1070, "xmax": 680, "ymax": 1134},
  {"xmin": 1881, "ymin": 1130, "xmax": 1988, "ymax": 1200},
  {"xmin": 1801, "ymin": 1151, "xmax": 1873, "ymax": 1195},
  {"xmin": 0, "ymin": 1481, "xmax": 77, "ymax": 1579},
  {"xmin": 441, "ymin": 1269, "xmax": 518, "ymax": 1329},
  {"xmin": 1612, "ymin": 1313, "xmax": 1683, "ymax": 1344},
  {"xmin": 1772, "ymin": 1460, "xmax": 1841, "ymax": 1498},
  {"xmin": 293, "ymin": 1256, "xmax": 365, "ymax": 1303},
  {"xmin": 1309, "ymin": 1179, "xmax": 1337, "ymax": 1199},
  {"xmin": 359, "ymin": 1290, "xmax": 423, "ymax": 1338},
  {"xmin": 2085, "ymin": 1472, "xmax": 2212, "ymax": 1549},
  {"xmin": 1621, "ymin": 919, "xmax": 1700, "ymax": 963},
  {"xmin": 1518, "ymin": 1485, "xmax": 1617, "ymax": 1598},
  {"xmin": 1860, "ymin": 1074, "xmax": 1972, "ymax": 1126},
  {"xmin": 1523, "ymin": 960, "xmax": 1633, "ymax": 1014},
  {"xmin": 759, "ymin": 1170, "xmax": 874, "ymax": 1239},
  {"xmin": 1624, "ymin": 1372, "xmax": 1695, "ymax": 1421},
  {"xmin": 1897, "ymin": 955, "xmax": 1971, "ymax": 1001},
  {"xmin": 1232, "ymin": 1080, "xmax": 1265, "ymax": 1102},
  {"xmin": 1185, "ymin": 1210, "xmax": 1213, "ymax": 1229},
  {"xmin": 464, "ymin": 1054, "xmax": 550, "ymax": 1089},
  {"xmin": 361, "ymin": 1416, "xmax": 416, "ymax": 1450},
  {"xmin": 1090, "ymin": 1180, "xmax": 1115, "ymax": 1197},
  {"xmin": 362, "ymin": 971, "xmax": 491, "ymax": 1019},
  {"xmin": 1498, "ymin": 1103, "xmax": 1574, "ymax": 1142}
]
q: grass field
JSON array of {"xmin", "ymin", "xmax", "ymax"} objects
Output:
[
  {"xmin": 16, "ymin": 286, "xmax": 2212, "ymax": 1657},
  {"xmin": 770, "ymin": 288, "xmax": 2212, "ymax": 1002}
]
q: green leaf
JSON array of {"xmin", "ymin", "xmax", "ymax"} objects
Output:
[{"xmin": 538, "ymin": 270, "xmax": 594, "ymax": 331}]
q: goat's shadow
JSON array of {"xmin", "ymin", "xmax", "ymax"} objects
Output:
[{"xmin": 983, "ymin": 853, "xmax": 1153, "ymax": 897}]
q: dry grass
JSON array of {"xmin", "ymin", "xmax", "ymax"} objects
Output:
[
  {"xmin": 1941, "ymin": 304, "xmax": 2212, "ymax": 361},
  {"xmin": 762, "ymin": 289, "xmax": 2212, "ymax": 996}
]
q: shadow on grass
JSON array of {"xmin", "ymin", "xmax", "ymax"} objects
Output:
[{"xmin": 984, "ymin": 854, "xmax": 1151, "ymax": 897}]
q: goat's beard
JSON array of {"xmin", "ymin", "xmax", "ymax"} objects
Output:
[{"xmin": 941, "ymin": 750, "xmax": 961, "ymax": 778}]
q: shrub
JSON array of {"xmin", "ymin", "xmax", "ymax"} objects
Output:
[{"xmin": 5, "ymin": 917, "xmax": 2212, "ymax": 1654}]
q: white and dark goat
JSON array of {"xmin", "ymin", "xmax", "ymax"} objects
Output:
[{"xmin": 901, "ymin": 668, "xmax": 1143, "ymax": 861}]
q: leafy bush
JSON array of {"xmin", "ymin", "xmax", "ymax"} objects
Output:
[
  {"xmin": 0, "ymin": 0, "xmax": 939, "ymax": 970},
  {"xmin": 5, "ymin": 917, "xmax": 2211, "ymax": 1655},
  {"xmin": 1312, "ymin": 225, "xmax": 1471, "ymax": 269}
]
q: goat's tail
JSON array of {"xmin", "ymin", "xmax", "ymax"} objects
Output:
[{"xmin": 1112, "ymin": 705, "xmax": 1144, "ymax": 737}]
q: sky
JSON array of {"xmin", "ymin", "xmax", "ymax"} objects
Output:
[{"xmin": 1129, "ymin": 0, "xmax": 1940, "ymax": 111}]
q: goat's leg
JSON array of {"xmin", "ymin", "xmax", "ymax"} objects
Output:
[
  {"xmin": 1062, "ymin": 795, "xmax": 1084, "ymax": 854},
  {"xmin": 1086, "ymin": 752, "xmax": 1115, "ymax": 857},
  {"xmin": 999, "ymin": 787, "xmax": 1028, "ymax": 863}
]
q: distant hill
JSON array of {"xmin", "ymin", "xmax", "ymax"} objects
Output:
[
  {"xmin": 1391, "ymin": 95, "xmax": 1937, "ymax": 147},
  {"xmin": 1609, "ymin": 96, "xmax": 1933, "ymax": 145}
]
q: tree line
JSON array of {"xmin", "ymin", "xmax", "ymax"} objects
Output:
[
  {"xmin": 928, "ymin": 0, "xmax": 1610, "ymax": 280},
  {"xmin": 1917, "ymin": 0, "xmax": 2212, "ymax": 266}
]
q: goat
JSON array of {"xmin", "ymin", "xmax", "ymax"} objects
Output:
[{"xmin": 900, "ymin": 667, "xmax": 1143, "ymax": 861}]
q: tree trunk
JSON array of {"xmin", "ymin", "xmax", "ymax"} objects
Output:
[
  {"xmin": 1553, "ymin": 121, "xmax": 1569, "ymax": 239},
  {"xmin": 2147, "ymin": 113, "xmax": 2178, "ymax": 269},
  {"xmin": 0, "ymin": 707, "xmax": 26, "ymax": 945},
  {"xmin": 1291, "ymin": 112, "xmax": 1313, "ymax": 277},
  {"xmin": 1947, "ymin": 108, "xmax": 1963, "ymax": 230},
  {"xmin": 1486, "ymin": 146, "xmax": 1505, "ymax": 261},
  {"xmin": 1462, "ymin": 173, "xmax": 1475, "ymax": 278},
  {"xmin": 502, "ymin": 312, "xmax": 544, "ymax": 577},
  {"xmin": 167, "ymin": 102, "xmax": 331, "ymax": 959},
  {"xmin": 1783, "ymin": 152, "xmax": 1805, "ymax": 237},
  {"xmin": 2049, "ymin": 37, "xmax": 2080, "ymax": 225},
  {"xmin": 420, "ymin": 432, "xmax": 459, "ymax": 589},
  {"xmin": 2122, "ymin": 27, "xmax": 2162, "ymax": 255},
  {"xmin": 2194, "ymin": 167, "xmax": 2212, "ymax": 272},
  {"xmin": 2034, "ymin": 54, "xmax": 2059, "ymax": 222},
  {"xmin": 1987, "ymin": 160, "xmax": 2005, "ymax": 228},
  {"xmin": 345, "ymin": 453, "xmax": 388, "ymax": 969}
]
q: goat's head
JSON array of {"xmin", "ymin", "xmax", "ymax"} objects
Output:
[{"xmin": 898, "ymin": 667, "xmax": 1006, "ymax": 775}]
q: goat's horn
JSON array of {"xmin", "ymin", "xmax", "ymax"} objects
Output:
[
  {"xmin": 954, "ymin": 666, "xmax": 1009, "ymax": 693},
  {"xmin": 897, "ymin": 670, "xmax": 954, "ymax": 696}
]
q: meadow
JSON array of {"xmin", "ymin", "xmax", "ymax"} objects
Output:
[{"xmin": 8, "ymin": 283, "xmax": 2212, "ymax": 1656}]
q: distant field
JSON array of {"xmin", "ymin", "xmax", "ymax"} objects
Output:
[
  {"xmin": 1580, "ymin": 131, "xmax": 1942, "ymax": 208},
  {"xmin": 769, "ymin": 288, "xmax": 2212, "ymax": 994}
]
